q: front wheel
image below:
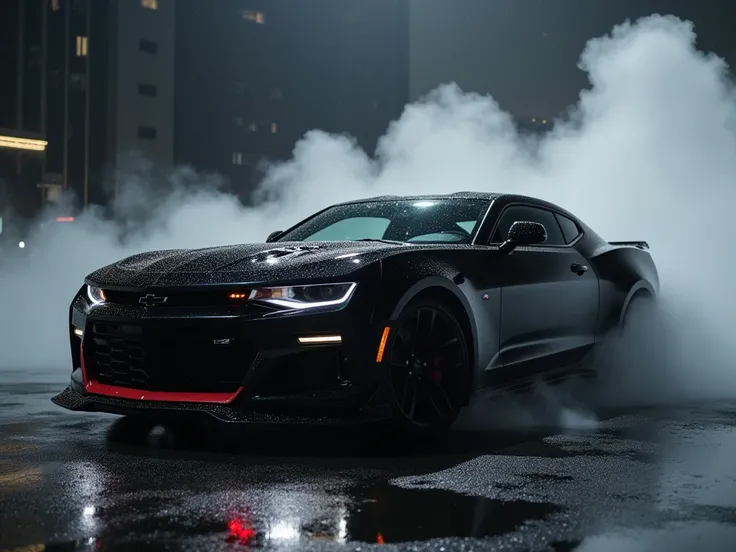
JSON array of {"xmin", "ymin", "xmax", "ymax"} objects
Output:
[{"xmin": 383, "ymin": 297, "xmax": 471, "ymax": 433}]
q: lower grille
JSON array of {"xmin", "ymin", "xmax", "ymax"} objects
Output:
[
  {"xmin": 84, "ymin": 322, "xmax": 256, "ymax": 393},
  {"xmin": 254, "ymin": 348, "xmax": 347, "ymax": 397}
]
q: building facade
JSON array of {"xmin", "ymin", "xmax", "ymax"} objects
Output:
[
  {"xmin": 0, "ymin": 0, "xmax": 175, "ymax": 223},
  {"xmin": 2, "ymin": 0, "xmax": 410, "ymax": 219},
  {"xmin": 107, "ymin": 0, "xmax": 175, "ymax": 198},
  {"xmin": 0, "ymin": 0, "xmax": 52, "ymax": 222},
  {"xmin": 174, "ymin": 0, "xmax": 410, "ymax": 202}
]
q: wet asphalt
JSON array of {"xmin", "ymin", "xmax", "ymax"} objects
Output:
[{"xmin": 1, "ymin": 372, "xmax": 736, "ymax": 552}]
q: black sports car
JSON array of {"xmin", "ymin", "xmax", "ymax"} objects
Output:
[{"xmin": 52, "ymin": 192, "xmax": 658, "ymax": 431}]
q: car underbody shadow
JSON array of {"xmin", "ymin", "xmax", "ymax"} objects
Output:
[{"xmin": 103, "ymin": 375, "xmax": 624, "ymax": 465}]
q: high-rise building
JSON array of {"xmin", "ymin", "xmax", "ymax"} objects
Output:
[
  {"xmin": 0, "ymin": 0, "xmax": 109, "ymax": 219},
  {"xmin": 0, "ymin": 0, "xmax": 175, "ymax": 223},
  {"xmin": 2, "ymin": 0, "xmax": 410, "ymax": 219},
  {"xmin": 0, "ymin": 0, "xmax": 53, "ymax": 220},
  {"xmin": 107, "ymin": 0, "xmax": 175, "ymax": 197},
  {"xmin": 174, "ymin": 0, "xmax": 410, "ymax": 201}
]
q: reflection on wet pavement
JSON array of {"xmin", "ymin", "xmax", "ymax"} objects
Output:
[{"xmin": 1, "ymin": 382, "xmax": 736, "ymax": 551}]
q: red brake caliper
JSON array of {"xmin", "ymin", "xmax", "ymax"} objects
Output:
[{"xmin": 430, "ymin": 356, "xmax": 442, "ymax": 386}]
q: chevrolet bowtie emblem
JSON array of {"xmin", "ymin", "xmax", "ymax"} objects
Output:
[{"xmin": 138, "ymin": 294, "xmax": 168, "ymax": 306}]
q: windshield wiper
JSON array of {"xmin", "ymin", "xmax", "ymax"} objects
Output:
[{"xmin": 354, "ymin": 238, "xmax": 408, "ymax": 245}]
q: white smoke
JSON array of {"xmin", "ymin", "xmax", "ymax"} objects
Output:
[{"xmin": 1, "ymin": 15, "xmax": 735, "ymax": 408}]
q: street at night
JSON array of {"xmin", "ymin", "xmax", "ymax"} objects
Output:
[
  {"xmin": 5, "ymin": 0, "xmax": 736, "ymax": 551},
  {"xmin": 2, "ymin": 371, "xmax": 736, "ymax": 551}
]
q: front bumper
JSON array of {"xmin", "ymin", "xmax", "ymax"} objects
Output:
[
  {"xmin": 56, "ymin": 281, "xmax": 394, "ymax": 423},
  {"xmin": 52, "ymin": 381, "xmax": 391, "ymax": 425}
]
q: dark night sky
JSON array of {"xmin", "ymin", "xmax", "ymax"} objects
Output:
[{"xmin": 409, "ymin": 0, "xmax": 736, "ymax": 117}]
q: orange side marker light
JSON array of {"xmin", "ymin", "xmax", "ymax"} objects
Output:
[
  {"xmin": 376, "ymin": 326, "xmax": 390, "ymax": 362},
  {"xmin": 377, "ymin": 532, "xmax": 385, "ymax": 544}
]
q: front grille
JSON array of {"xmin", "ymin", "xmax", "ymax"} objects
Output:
[
  {"xmin": 84, "ymin": 322, "xmax": 256, "ymax": 393},
  {"xmin": 103, "ymin": 288, "xmax": 252, "ymax": 308}
]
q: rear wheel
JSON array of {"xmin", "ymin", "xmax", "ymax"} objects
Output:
[
  {"xmin": 620, "ymin": 292, "xmax": 655, "ymax": 334},
  {"xmin": 587, "ymin": 291, "xmax": 655, "ymax": 382},
  {"xmin": 384, "ymin": 298, "xmax": 470, "ymax": 433}
]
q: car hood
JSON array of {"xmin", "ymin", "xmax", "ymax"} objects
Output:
[{"xmin": 86, "ymin": 241, "xmax": 410, "ymax": 288}]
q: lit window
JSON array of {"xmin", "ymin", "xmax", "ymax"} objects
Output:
[
  {"xmin": 241, "ymin": 10, "xmax": 265, "ymax": 24},
  {"xmin": 271, "ymin": 123, "xmax": 277, "ymax": 134},
  {"xmin": 51, "ymin": 0, "xmax": 60, "ymax": 11},
  {"xmin": 76, "ymin": 36, "xmax": 88, "ymax": 57},
  {"xmin": 141, "ymin": 0, "xmax": 158, "ymax": 10},
  {"xmin": 232, "ymin": 152, "xmax": 243, "ymax": 165}
]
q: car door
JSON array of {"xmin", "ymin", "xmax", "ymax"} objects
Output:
[{"xmin": 486, "ymin": 204, "xmax": 599, "ymax": 385}]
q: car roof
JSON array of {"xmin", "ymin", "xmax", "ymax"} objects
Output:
[
  {"xmin": 333, "ymin": 191, "xmax": 502, "ymax": 206},
  {"xmin": 330, "ymin": 192, "xmax": 578, "ymax": 222}
]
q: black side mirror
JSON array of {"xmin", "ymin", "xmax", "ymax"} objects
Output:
[
  {"xmin": 266, "ymin": 230, "xmax": 283, "ymax": 243},
  {"xmin": 499, "ymin": 221, "xmax": 547, "ymax": 254}
]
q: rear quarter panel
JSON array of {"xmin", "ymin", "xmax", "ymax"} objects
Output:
[{"xmin": 586, "ymin": 240, "xmax": 659, "ymax": 336}]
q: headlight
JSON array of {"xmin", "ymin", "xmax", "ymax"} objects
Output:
[
  {"xmin": 86, "ymin": 285, "xmax": 107, "ymax": 305},
  {"xmin": 248, "ymin": 282, "xmax": 356, "ymax": 310}
]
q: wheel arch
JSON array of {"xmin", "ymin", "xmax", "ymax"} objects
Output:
[
  {"xmin": 618, "ymin": 280, "xmax": 655, "ymax": 327},
  {"xmin": 388, "ymin": 277, "xmax": 477, "ymax": 405}
]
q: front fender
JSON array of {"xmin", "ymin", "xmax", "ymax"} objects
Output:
[
  {"xmin": 388, "ymin": 275, "xmax": 471, "ymax": 321},
  {"xmin": 384, "ymin": 275, "xmax": 481, "ymax": 388}
]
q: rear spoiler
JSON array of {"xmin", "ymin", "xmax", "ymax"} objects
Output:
[{"xmin": 609, "ymin": 241, "xmax": 649, "ymax": 250}]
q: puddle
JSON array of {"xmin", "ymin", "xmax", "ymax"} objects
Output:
[
  {"xmin": 5, "ymin": 482, "xmax": 562, "ymax": 551},
  {"xmin": 345, "ymin": 483, "xmax": 562, "ymax": 543}
]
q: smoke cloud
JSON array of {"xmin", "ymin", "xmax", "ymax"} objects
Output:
[{"xmin": 1, "ymin": 15, "xmax": 735, "ymax": 408}]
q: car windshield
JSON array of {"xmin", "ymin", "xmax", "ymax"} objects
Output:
[{"xmin": 275, "ymin": 198, "xmax": 490, "ymax": 244}]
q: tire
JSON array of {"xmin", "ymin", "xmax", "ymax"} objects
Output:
[
  {"xmin": 382, "ymin": 296, "xmax": 471, "ymax": 434},
  {"xmin": 620, "ymin": 292, "xmax": 655, "ymax": 335},
  {"xmin": 587, "ymin": 291, "xmax": 655, "ymax": 379}
]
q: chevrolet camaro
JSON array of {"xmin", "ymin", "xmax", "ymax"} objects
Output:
[{"xmin": 52, "ymin": 192, "xmax": 658, "ymax": 432}]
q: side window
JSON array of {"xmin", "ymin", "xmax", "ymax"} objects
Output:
[
  {"xmin": 555, "ymin": 213, "xmax": 582, "ymax": 244},
  {"xmin": 456, "ymin": 221, "xmax": 477, "ymax": 233},
  {"xmin": 303, "ymin": 217, "xmax": 390, "ymax": 241},
  {"xmin": 490, "ymin": 205, "xmax": 566, "ymax": 246}
]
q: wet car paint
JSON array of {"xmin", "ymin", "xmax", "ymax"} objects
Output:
[{"xmin": 2, "ymin": 377, "xmax": 736, "ymax": 551}]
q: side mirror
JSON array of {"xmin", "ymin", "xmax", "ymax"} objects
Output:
[
  {"xmin": 499, "ymin": 221, "xmax": 547, "ymax": 254},
  {"xmin": 266, "ymin": 230, "xmax": 283, "ymax": 243}
]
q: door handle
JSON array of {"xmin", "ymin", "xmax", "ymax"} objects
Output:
[{"xmin": 571, "ymin": 263, "xmax": 588, "ymax": 275}]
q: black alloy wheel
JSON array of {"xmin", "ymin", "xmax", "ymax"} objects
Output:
[{"xmin": 385, "ymin": 298, "xmax": 470, "ymax": 431}]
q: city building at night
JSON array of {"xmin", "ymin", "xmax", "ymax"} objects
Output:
[
  {"xmin": 106, "ymin": 0, "xmax": 176, "ymax": 198},
  {"xmin": 0, "ymin": 0, "xmax": 56, "ymax": 221},
  {"xmin": 174, "ymin": 0, "xmax": 410, "ymax": 201},
  {"xmin": 2, "ymin": 0, "xmax": 411, "ymax": 216},
  {"xmin": 0, "ymin": 0, "xmax": 174, "ymax": 221}
]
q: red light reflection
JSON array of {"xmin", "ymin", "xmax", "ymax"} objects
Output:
[
  {"xmin": 56, "ymin": 216, "xmax": 75, "ymax": 222},
  {"xmin": 228, "ymin": 518, "xmax": 256, "ymax": 542}
]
